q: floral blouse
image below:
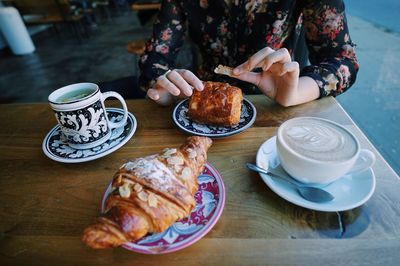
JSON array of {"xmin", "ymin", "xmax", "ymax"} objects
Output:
[{"xmin": 139, "ymin": 0, "xmax": 359, "ymax": 98}]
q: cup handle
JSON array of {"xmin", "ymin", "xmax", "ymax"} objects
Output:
[
  {"xmin": 346, "ymin": 149, "xmax": 376, "ymax": 176},
  {"xmin": 101, "ymin": 91, "xmax": 128, "ymax": 129}
]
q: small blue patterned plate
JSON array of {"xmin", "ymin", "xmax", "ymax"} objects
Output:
[
  {"xmin": 172, "ymin": 98, "xmax": 256, "ymax": 138},
  {"xmin": 42, "ymin": 108, "xmax": 137, "ymax": 163}
]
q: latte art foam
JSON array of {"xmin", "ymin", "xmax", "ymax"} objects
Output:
[{"xmin": 281, "ymin": 118, "xmax": 357, "ymax": 162}]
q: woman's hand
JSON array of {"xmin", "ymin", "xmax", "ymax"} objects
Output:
[
  {"xmin": 147, "ymin": 69, "xmax": 204, "ymax": 106},
  {"xmin": 232, "ymin": 47, "xmax": 319, "ymax": 106}
]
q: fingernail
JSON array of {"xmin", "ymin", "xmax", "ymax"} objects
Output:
[
  {"xmin": 233, "ymin": 68, "xmax": 240, "ymax": 75},
  {"xmin": 148, "ymin": 93, "xmax": 157, "ymax": 100}
]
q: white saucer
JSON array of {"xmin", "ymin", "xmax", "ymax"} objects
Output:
[
  {"xmin": 172, "ymin": 98, "xmax": 256, "ymax": 138},
  {"xmin": 255, "ymin": 136, "xmax": 376, "ymax": 212},
  {"xmin": 42, "ymin": 108, "xmax": 137, "ymax": 163}
]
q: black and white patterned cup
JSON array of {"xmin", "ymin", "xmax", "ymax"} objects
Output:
[{"xmin": 48, "ymin": 82, "xmax": 128, "ymax": 149}]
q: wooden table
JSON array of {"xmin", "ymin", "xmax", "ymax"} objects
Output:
[
  {"xmin": 0, "ymin": 96, "xmax": 399, "ymax": 265},
  {"xmin": 126, "ymin": 1, "xmax": 161, "ymax": 55}
]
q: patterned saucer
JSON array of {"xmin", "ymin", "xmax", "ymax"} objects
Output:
[
  {"xmin": 42, "ymin": 108, "xmax": 137, "ymax": 163},
  {"xmin": 172, "ymin": 98, "xmax": 256, "ymax": 138},
  {"xmin": 101, "ymin": 163, "xmax": 225, "ymax": 254}
]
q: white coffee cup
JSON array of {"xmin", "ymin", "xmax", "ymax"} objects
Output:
[
  {"xmin": 48, "ymin": 82, "xmax": 128, "ymax": 149},
  {"xmin": 276, "ymin": 117, "xmax": 375, "ymax": 185}
]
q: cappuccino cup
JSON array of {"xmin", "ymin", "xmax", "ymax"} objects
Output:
[
  {"xmin": 276, "ymin": 117, "xmax": 375, "ymax": 185},
  {"xmin": 48, "ymin": 82, "xmax": 128, "ymax": 149}
]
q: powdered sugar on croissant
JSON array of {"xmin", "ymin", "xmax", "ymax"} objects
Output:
[{"xmin": 82, "ymin": 136, "xmax": 212, "ymax": 249}]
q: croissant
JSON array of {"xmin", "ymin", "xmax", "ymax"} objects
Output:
[{"xmin": 82, "ymin": 136, "xmax": 212, "ymax": 249}]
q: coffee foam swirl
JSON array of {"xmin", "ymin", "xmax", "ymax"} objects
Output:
[{"xmin": 281, "ymin": 118, "xmax": 357, "ymax": 162}]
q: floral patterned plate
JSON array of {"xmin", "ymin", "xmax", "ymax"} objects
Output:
[
  {"xmin": 42, "ymin": 108, "xmax": 137, "ymax": 163},
  {"xmin": 172, "ymin": 98, "xmax": 256, "ymax": 138},
  {"xmin": 101, "ymin": 163, "xmax": 225, "ymax": 254}
]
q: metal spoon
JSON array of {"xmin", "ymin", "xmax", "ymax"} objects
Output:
[{"xmin": 246, "ymin": 163, "xmax": 334, "ymax": 203}]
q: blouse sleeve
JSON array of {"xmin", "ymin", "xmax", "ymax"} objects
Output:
[
  {"xmin": 138, "ymin": 0, "xmax": 187, "ymax": 92},
  {"xmin": 300, "ymin": 0, "xmax": 359, "ymax": 98}
]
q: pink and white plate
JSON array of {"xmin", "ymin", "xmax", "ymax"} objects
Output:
[{"xmin": 101, "ymin": 163, "xmax": 225, "ymax": 254}]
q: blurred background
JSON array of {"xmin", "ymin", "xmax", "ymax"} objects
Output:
[
  {"xmin": 338, "ymin": 0, "xmax": 400, "ymax": 176},
  {"xmin": 0, "ymin": 0, "xmax": 399, "ymax": 175}
]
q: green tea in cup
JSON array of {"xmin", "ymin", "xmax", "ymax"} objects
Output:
[{"xmin": 55, "ymin": 88, "xmax": 95, "ymax": 103}]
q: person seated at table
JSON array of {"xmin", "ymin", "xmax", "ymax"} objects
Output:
[{"xmin": 138, "ymin": 0, "xmax": 358, "ymax": 107}]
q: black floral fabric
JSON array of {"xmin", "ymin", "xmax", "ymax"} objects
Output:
[{"xmin": 139, "ymin": 0, "xmax": 359, "ymax": 98}]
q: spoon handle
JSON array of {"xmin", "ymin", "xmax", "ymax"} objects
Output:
[
  {"xmin": 246, "ymin": 163, "xmax": 334, "ymax": 203},
  {"xmin": 246, "ymin": 163, "xmax": 301, "ymax": 187},
  {"xmin": 246, "ymin": 163, "xmax": 269, "ymax": 175}
]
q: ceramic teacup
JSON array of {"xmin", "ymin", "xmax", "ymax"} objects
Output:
[
  {"xmin": 276, "ymin": 117, "xmax": 375, "ymax": 185},
  {"xmin": 48, "ymin": 82, "xmax": 128, "ymax": 149}
]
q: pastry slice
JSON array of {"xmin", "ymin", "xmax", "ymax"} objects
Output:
[
  {"xmin": 188, "ymin": 81, "xmax": 243, "ymax": 126},
  {"xmin": 214, "ymin": 64, "xmax": 234, "ymax": 77}
]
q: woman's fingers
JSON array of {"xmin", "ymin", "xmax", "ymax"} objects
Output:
[
  {"xmin": 231, "ymin": 61, "xmax": 299, "ymax": 86},
  {"xmin": 175, "ymin": 69, "xmax": 204, "ymax": 91},
  {"xmin": 166, "ymin": 70, "xmax": 193, "ymax": 96},
  {"xmin": 233, "ymin": 47, "xmax": 275, "ymax": 75},
  {"xmin": 279, "ymin": 61, "xmax": 300, "ymax": 76},
  {"xmin": 147, "ymin": 88, "xmax": 160, "ymax": 100},
  {"xmin": 233, "ymin": 47, "xmax": 292, "ymax": 75},
  {"xmin": 156, "ymin": 69, "xmax": 203, "ymax": 98},
  {"xmin": 147, "ymin": 85, "xmax": 176, "ymax": 106},
  {"xmin": 156, "ymin": 73, "xmax": 181, "ymax": 96},
  {"xmin": 148, "ymin": 69, "xmax": 205, "ymax": 105},
  {"xmin": 262, "ymin": 48, "xmax": 291, "ymax": 72},
  {"xmin": 230, "ymin": 71, "xmax": 262, "ymax": 87}
]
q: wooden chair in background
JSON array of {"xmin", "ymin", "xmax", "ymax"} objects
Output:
[
  {"xmin": 6, "ymin": 0, "xmax": 88, "ymax": 42},
  {"xmin": 131, "ymin": 0, "xmax": 161, "ymax": 12},
  {"xmin": 126, "ymin": 0, "xmax": 161, "ymax": 55}
]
